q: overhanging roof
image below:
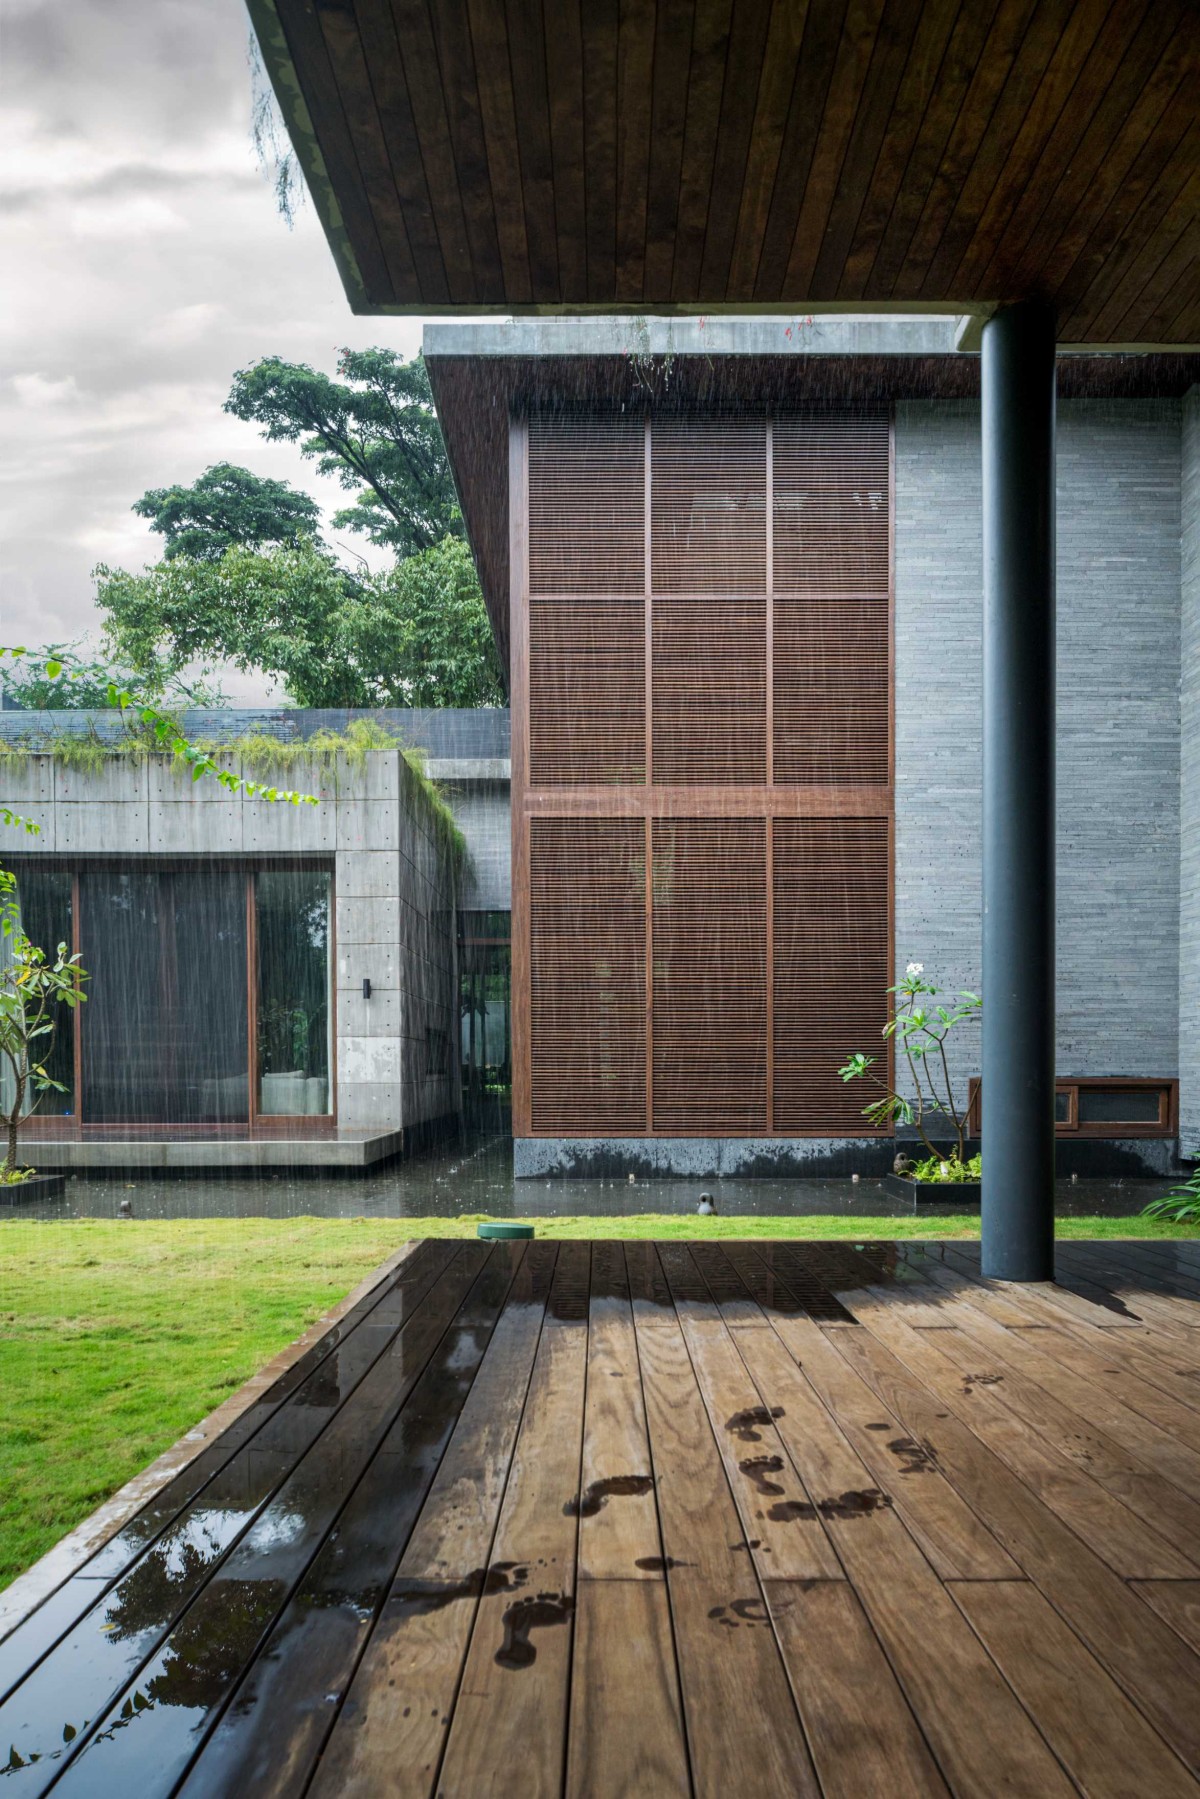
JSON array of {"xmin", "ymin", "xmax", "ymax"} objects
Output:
[
  {"xmin": 423, "ymin": 315, "xmax": 1200, "ymax": 671},
  {"xmin": 249, "ymin": 0, "xmax": 1198, "ymax": 346}
]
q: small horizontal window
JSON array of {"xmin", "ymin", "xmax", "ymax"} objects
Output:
[
  {"xmin": 1077, "ymin": 1087, "xmax": 1162, "ymax": 1125},
  {"xmin": 968, "ymin": 1078, "xmax": 1174, "ymax": 1138}
]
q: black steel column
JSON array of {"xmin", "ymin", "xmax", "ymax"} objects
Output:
[{"xmin": 980, "ymin": 301, "xmax": 1057, "ymax": 1281}]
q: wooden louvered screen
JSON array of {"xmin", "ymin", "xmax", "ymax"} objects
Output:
[
  {"xmin": 529, "ymin": 818, "xmax": 646, "ymax": 1133},
  {"xmin": 773, "ymin": 818, "xmax": 891, "ymax": 1133},
  {"xmin": 774, "ymin": 598, "xmax": 888, "ymax": 783},
  {"xmin": 652, "ymin": 820, "xmax": 767, "ymax": 1131},
  {"xmin": 651, "ymin": 419, "xmax": 766, "ymax": 592},
  {"xmin": 653, "ymin": 598, "xmax": 766, "ymax": 782},
  {"xmin": 516, "ymin": 407, "xmax": 892, "ymax": 1139},
  {"xmin": 773, "ymin": 415, "xmax": 889, "ymax": 594},
  {"xmin": 528, "ymin": 418, "xmax": 644, "ymax": 593},
  {"xmin": 530, "ymin": 598, "xmax": 645, "ymax": 784}
]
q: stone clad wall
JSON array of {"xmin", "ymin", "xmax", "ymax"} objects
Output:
[
  {"xmin": 0, "ymin": 748, "xmax": 461, "ymax": 1135},
  {"xmin": 895, "ymin": 398, "xmax": 1183, "ymax": 1120},
  {"xmin": 1181, "ymin": 386, "xmax": 1200, "ymax": 1155}
]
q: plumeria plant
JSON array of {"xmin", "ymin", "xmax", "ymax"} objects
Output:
[
  {"xmin": 839, "ymin": 962, "xmax": 982, "ymax": 1173},
  {"xmin": 0, "ymin": 869, "xmax": 87, "ymax": 1182}
]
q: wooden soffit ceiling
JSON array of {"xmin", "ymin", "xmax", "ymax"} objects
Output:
[{"xmin": 249, "ymin": 0, "xmax": 1200, "ymax": 347}]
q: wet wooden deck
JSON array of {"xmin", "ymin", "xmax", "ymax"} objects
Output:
[{"xmin": 3, "ymin": 1237, "xmax": 1200, "ymax": 1796}]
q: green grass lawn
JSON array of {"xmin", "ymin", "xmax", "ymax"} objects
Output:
[{"xmin": 1, "ymin": 1212, "xmax": 1195, "ymax": 1592}]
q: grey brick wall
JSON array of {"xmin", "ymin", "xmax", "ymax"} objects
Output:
[
  {"xmin": 895, "ymin": 398, "xmax": 1182, "ymax": 1112},
  {"xmin": 1180, "ymin": 387, "xmax": 1200, "ymax": 1153}
]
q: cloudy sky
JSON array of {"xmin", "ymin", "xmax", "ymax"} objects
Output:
[{"xmin": 1, "ymin": 0, "xmax": 436, "ymax": 697}]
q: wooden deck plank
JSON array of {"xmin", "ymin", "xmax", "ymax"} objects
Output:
[
  {"xmin": 830, "ymin": 1315, "xmax": 1200, "ymax": 1776},
  {"xmin": 844, "ymin": 1284, "xmax": 1199, "ymax": 1579},
  {"xmin": 679, "ymin": 1316, "xmax": 844, "ymax": 1581},
  {"xmin": 740, "ymin": 1256, "xmax": 1020, "ymax": 1580},
  {"xmin": 6, "ymin": 1238, "xmax": 1200, "ymax": 1798},
  {"xmin": 435, "ymin": 1244, "xmax": 591, "ymax": 1798},
  {"xmin": 1131, "ymin": 1580, "xmax": 1200, "ymax": 1655},
  {"xmin": 577, "ymin": 1242, "xmax": 662, "ymax": 1580},
  {"xmin": 764, "ymin": 1579, "xmax": 949, "ymax": 1799},
  {"xmin": 48, "ymin": 1245, "xmax": 498, "ymax": 1797},
  {"xmin": 309, "ymin": 1245, "xmax": 559, "ymax": 1799},
  {"xmin": 726, "ymin": 1322, "xmax": 1071, "ymax": 1796},
  {"xmin": 949, "ymin": 1580, "xmax": 1200, "ymax": 1798},
  {"xmin": 565, "ymin": 1580, "xmax": 690, "ymax": 1796},
  {"xmin": 634, "ymin": 1312, "xmax": 821, "ymax": 1797},
  {"xmin": 174, "ymin": 1244, "xmax": 529, "ymax": 1799}
]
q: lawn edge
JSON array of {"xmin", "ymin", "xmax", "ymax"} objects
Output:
[{"xmin": 0, "ymin": 1238, "xmax": 423, "ymax": 1643}]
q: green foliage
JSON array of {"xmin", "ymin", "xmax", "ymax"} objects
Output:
[
  {"xmin": 0, "ymin": 647, "xmax": 319, "ymax": 813},
  {"xmin": 839, "ymin": 961, "xmax": 981, "ymax": 1161},
  {"xmin": 0, "ymin": 869, "xmax": 87, "ymax": 1176},
  {"xmin": 97, "ymin": 535, "xmax": 503, "ymax": 710},
  {"xmin": 225, "ymin": 349, "xmax": 461, "ymax": 557},
  {"xmin": 1, "ymin": 639, "xmax": 225, "ymax": 711},
  {"xmin": 132, "ymin": 462, "xmax": 321, "ymax": 562},
  {"xmin": 1142, "ymin": 1165, "xmax": 1200, "ymax": 1223},
  {"xmin": 908, "ymin": 1153, "xmax": 982, "ymax": 1184}
]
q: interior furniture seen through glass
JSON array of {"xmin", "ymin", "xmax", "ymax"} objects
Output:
[{"xmin": 256, "ymin": 869, "xmax": 332, "ymax": 1116}]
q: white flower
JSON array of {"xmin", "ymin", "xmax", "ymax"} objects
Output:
[{"xmin": 906, "ymin": 961, "xmax": 924, "ymax": 977}]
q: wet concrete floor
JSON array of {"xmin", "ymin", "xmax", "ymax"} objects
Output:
[{"xmin": 2, "ymin": 1131, "xmax": 1176, "ymax": 1222}]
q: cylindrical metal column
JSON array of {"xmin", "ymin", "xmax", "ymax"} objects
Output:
[{"xmin": 980, "ymin": 301, "xmax": 1057, "ymax": 1281}]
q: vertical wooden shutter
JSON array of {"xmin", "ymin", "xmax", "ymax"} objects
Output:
[
  {"xmin": 529, "ymin": 818, "xmax": 646, "ymax": 1132},
  {"xmin": 772, "ymin": 414, "xmax": 889, "ymax": 594},
  {"xmin": 652, "ymin": 819, "xmax": 767, "ymax": 1131},
  {"xmin": 773, "ymin": 818, "xmax": 890, "ymax": 1132},
  {"xmin": 652, "ymin": 597, "xmax": 766, "ymax": 782},
  {"xmin": 651, "ymin": 419, "xmax": 766, "ymax": 592},
  {"xmin": 774, "ymin": 597, "xmax": 888, "ymax": 782},
  {"xmin": 530, "ymin": 598, "xmax": 646, "ymax": 784},
  {"xmin": 528, "ymin": 417, "xmax": 644, "ymax": 592}
]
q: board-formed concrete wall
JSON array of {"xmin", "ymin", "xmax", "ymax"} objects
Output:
[
  {"xmin": 0, "ymin": 749, "xmax": 461, "ymax": 1136},
  {"xmin": 895, "ymin": 398, "xmax": 1182, "ymax": 1116},
  {"xmin": 1180, "ymin": 386, "xmax": 1200, "ymax": 1156}
]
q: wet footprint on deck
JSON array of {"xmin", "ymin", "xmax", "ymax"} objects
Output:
[
  {"xmin": 725, "ymin": 1405, "xmax": 785, "ymax": 1442},
  {"xmin": 495, "ymin": 1593, "xmax": 574, "ymax": 1669},
  {"xmin": 564, "ymin": 1475, "xmax": 654, "ymax": 1517},
  {"xmin": 739, "ymin": 1454, "xmax": 786, "ymax": 1497}
]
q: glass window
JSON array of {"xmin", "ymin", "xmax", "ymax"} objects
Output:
[
  {"xmin": 256, "ymin": 870, "xmax": 332, "ymax": 1116},
  {"xmin": 1054, "ymin": 1090, "xmax": 1071, "ymax": 1122},
  {"xmin": 80, "ymin": 868, "xmax": 248, "ymax": 1123},
  {"xmin": 459, "ymin": 911, "xmax": 511, "ymax": 1128},
  {"xmin": 1077, "ymin": 1087, "xmax": 1162, "ymax": 1125},
  {"xmin": 2, "ymin": 869, "xmax": 75, "ymax": 1120}
]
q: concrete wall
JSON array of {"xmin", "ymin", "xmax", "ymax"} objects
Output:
[
  {"xmin": 0, "ymin": 748, "xmax": 461, "ymax": 1136},
  {"xmin": 895, "ymin": 398, "xmax": 1183, "ymax": 1111},
  {"xmin": 1181, "ymin": 386, "xmax": 1200, "ymax": 1155}
]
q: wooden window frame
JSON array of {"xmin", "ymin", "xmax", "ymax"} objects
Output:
[{"xmin": 966, "ymin": 1076, "xmax": 1177, "ymax": 1140}]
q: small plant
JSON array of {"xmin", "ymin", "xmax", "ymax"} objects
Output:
[
  {"xmin": 908, "ymin": 1153, "xmax": 982, "ymax": 1185},
  {"xmin": 839, "ymin": 962, "xmax": 981, "ymax": 1168},
  {"xmin": 0, "ymin": 870, "xmax": 87, "ymax": 1181},
  {"xmin": 1141, "ymin": 1166, "xmax": 1200, "ymax": 1224}
]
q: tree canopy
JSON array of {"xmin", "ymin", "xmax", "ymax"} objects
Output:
[
  {"xmin": 97, "ymin": 537, "xmax": 504, "ymax": 711},
  {"xmin": 224, "ymin": 349, "xmax": 461, "ymax": 558},
  {"xmin": 132, "ymin": 463, "xmax": 322, "ymax": 561}
]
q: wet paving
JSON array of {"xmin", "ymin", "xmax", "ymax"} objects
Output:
[
  {"xmin": 2, "ymin": 1236, "xmax": 1199, "ymax": 1796},
  {"xmin": 0, "ymin": 1130, "xmax": 1177, "ymax": 1222}
]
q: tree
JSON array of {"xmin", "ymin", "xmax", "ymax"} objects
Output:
[
  {"xmin": 0, "ymin": 639, "xmax": 225, "ymax": 710},
  {"xmin": 224, "ymin": 349, "xmax": 461, "ymax": 557},
  {"xmin": 0, "ymin": 869, "xmax": 87, "ymax": 1180},
  {"xmin": 97, "ymin": 537, "xmax": 504, "ymax": 710},
  {"xmin": 132, "ymin": 463, "xmax": 321, "ymax": 561}
]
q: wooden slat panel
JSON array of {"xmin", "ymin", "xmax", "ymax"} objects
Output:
[
  {"xmin": 652, "ymin": 596, "xmax": 766, "ymax": 783},
  {"xmin": 773, "ymin": 413, "xmax": 889, "ymax": 594},
  {"xmin": 529, "ymin": 597, "xmax": 646, "ymax": 785},
  {"xmin": 774, "ymin": 818, "xmax": 890, "ymax": 1132},
  {"xmin": 774, "ymin": 599, "xmax": 888, "ymax": 783},
  {"xmin": 652, "ymin": 818, "xmax": 767, "ymax": 1131},
  {"xmin": 529, "ymin": 818, "xmax": 646, "ymax": 1132},
  {"xmin": 651, "ymin": 417, "xmax": 767, "ymax": 592},
  {"xmin": 528, "ymin": 416, "xmax": 645, "ymax": 593}
]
